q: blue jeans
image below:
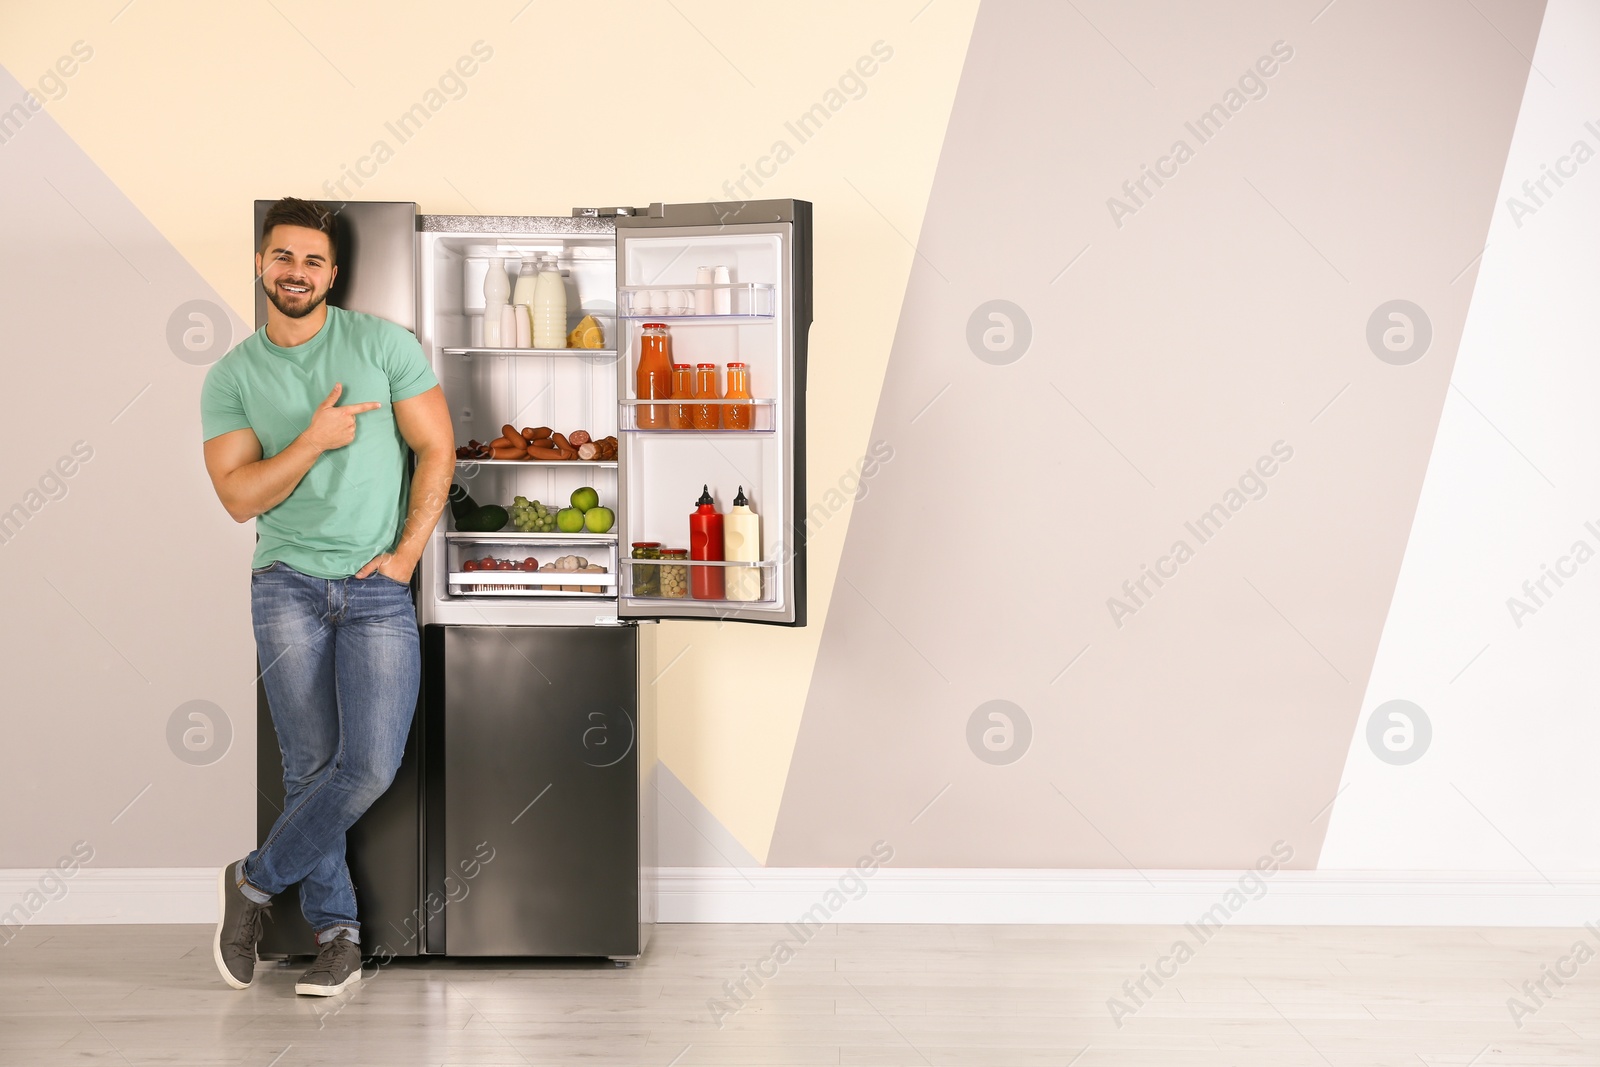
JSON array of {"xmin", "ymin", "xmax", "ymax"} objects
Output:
[{"xmin": 239, "ymin": 561, "xmax": 419, "ymax": 945}]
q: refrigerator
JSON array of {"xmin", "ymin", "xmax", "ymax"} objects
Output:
[{"xmin": 253, "ymin": 198, "xmax": 812, "ymax": 961}]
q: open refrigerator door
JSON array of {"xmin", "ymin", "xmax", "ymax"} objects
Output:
[{"xmin": 614, "ymin": 200, "xmax": 812, "ymax": 627}]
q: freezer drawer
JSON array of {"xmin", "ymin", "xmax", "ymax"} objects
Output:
[{"xmin": 427, "ymin": 624, "xmax": 653, "ymax": 958}]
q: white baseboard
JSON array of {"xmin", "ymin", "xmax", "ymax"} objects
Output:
[
  {"xmin": 0, "ymin": 868, "xmax": 218, "ymax": 931},
  {"xmin": 658, "ymin": 867, "xmax": 1600, "ymax": 926},
  {"xmin": 4, "ymin": 867, "xmax": 1600, "ymax": 931}
]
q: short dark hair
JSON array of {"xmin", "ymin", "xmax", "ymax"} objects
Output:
[{"xmin": 260, "ymin": 197, "xmax": 338, "ymax": 265}]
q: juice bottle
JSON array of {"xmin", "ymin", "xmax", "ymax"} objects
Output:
[
  {"xmin": 692, "ymin": 363, "xmax": 721, "ymax": 430},
  {"xmin": 723, "ymin": 362, "xmax": 751, "ymax": 430},
  {"xmin": 668, "ymin": 363, "xmax": 694, "ymax": 430},
  {"xmin": 636, "ymin": 323, "xmax": 672, "ymax": 429},
  {"xmin": 532, "ymin": 257, "xmax": 567, "ymax": 349},
  {"xmin": 689, "ymin": 485, "xmax": 725, "ymax": 600},
  {"xmin": 723, "ymin": 486, "xmax": 761, "ymax": 601}
]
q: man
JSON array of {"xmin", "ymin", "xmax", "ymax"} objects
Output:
[{"xmin": 200, "ymin": 197, "xmax": 454, "ymax": 995}]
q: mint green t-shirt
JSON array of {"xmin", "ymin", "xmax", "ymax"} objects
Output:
[{"xmin": 200, "ymin": 305, "xmax": 440, "ymax": 579}]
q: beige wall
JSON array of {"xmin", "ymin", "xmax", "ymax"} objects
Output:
[
  {"xmin": 8, "ymin": 0, "xmax": 1577, "ymax": 879},
  {"xmin": 0, "ymin": 1, "xmax": 981, "ymax": 866}
]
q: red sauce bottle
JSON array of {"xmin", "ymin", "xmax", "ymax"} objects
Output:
[{"xmin": 689, "ymin": 484, "xmax": 725, "ymax": 600}]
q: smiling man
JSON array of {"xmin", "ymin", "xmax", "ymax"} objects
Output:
[{"xmin": 199, "ymin": 197, "xmax": 454, "ymax": 996}]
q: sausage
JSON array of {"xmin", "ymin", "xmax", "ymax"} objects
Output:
[
  {"xmin": 521, "ymin": 426, "xmax": 552, "ymax": 443},
  {"xmin": 577, "ymin": 442, "xmax": 599, "ymax": 460},
  {"xmin": 490, "ymin": 442, "xmax": 527, "ymax": 461},
  {"xmin": 569, "ymin": 430, "xmax": 592, "ymax": 447},
  {"xmin": 550, "ymin": 432, "xmax": 579, "ymax": 460},
  {"xmin": 501, "ymin": 424, "xmax": 522, "ymax": 444},
  {"xmin": 526, "ymin": 445, "xmax": 565, "ymax": 461}
]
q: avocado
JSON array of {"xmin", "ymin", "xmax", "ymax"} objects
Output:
[
  {"xmin": 448, "ymin": 483, "xmax": 479, "ymax": 523},
  {"xmin": 456, "ymin": 504, "xmax": 508, "ymax": 533}
]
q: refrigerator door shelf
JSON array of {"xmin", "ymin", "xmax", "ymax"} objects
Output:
[
  {"xmin": 624, "ymin": 557, "xmax": 777, "ymax": 568},
  {"xmin": 618, "ymin": 398, "xmax": 776, "ymax": 434},
  {"xmin": 622, "ymin": 558, "xmax": 777, "ymax": 606},
  {"xmin": 618, "ymin": 282, "xmax": 774, "ymax": 319}
]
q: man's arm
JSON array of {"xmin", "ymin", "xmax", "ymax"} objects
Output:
[
  {"xmin": 357, "ymin": 384, "xmax": 454, "ymax": 581},
  {"xmin": 203, "ymin": 383, "xmax": 382, "ymax": 523}
]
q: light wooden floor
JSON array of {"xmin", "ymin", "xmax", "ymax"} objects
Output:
[{"xmin": 0, "ymin": 922, "xmax": 1595, "ymax": 1065}]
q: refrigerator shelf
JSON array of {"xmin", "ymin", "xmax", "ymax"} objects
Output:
[
  {"xmin": 618, "ymin": 282, "xmax": 774, "ymax": 319},
  {"xmin": 447, "ymin": 572, "xmax": 617, "ymax": 587},
  {"xmin": 446, "ymin": 531, "xmax": 618, "ymax": 543},
  {"xmin": 443, "ymin": 347, "xmax": 618, "ymax": 359},
  {"xmin": 456, "ymin": 459, "xmax": 619, "ymax": 468},
  {"xmin": 448, "ymin": 587, "xmax": 613, "ymax": 598}
]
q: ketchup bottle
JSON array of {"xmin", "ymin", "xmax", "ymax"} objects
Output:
[{"xmin": 689, "ymin": 485, "xmax": 725, "ymax": 600}]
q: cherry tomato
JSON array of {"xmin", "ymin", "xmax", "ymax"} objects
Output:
[
  {"xmin": 463, "ymin": 559, "xmax": 479, "ymax": 572},
  {"xmin": 521, "ymin": 558, "xmax": 538, "ymax": 571}
]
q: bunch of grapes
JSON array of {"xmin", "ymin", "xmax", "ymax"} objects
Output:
[{"xmin": 510, "ymin": 495, "xmax": 558, "ymax": 533}]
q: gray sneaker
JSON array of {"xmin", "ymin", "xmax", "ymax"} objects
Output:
[
  {"xmin": 295, "ymin": 932, "xmax": 363, "ymax": 996},
  {"xmin": 213, "ymin": 864, "xmax": 270, "ymax": 989}
]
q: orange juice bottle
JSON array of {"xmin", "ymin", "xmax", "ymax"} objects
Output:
[
  {"xmin": 723, "ymin": 362, "xmax": 751, "ymax": 430},
  {"xmin": 636, "ymin": 323, "xmax": 672, "ymax": 429},
  {"xmin": 692, "ymin": 363, "xmax": 721, "ymax": 430},
  {"xmin": 668, "ymin": 363, "xmax": 694, "ymax": 430}
]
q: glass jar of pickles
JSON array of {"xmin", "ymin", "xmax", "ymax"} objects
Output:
[
  {"xmin": 660, "ymin": 548, "xmax": 689, "ymax": 599},
  {"xmin": 630, "ymin": 542, "xmax": 661, "ymax": 596}
]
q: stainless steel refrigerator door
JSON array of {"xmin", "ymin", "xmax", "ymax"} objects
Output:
[
  {"xmin": 432, "ymin": 624, "xmax": 646, "ymax": 957},
  {"xmin": 615, "ymin": 199, "xmax": 812, "ymax": 627},
  {"xmin": 252, "ymin": 200, "xmax": 419, "ymax": 331}
]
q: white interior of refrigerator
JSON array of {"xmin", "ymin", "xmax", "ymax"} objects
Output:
[{"xmin": 417, "ymin": 224, "xmax": 623, "ymax": 627}]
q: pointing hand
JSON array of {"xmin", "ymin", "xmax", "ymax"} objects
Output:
[{"xmin": 302, "ymin": 383, "xmax": 382, "ymax": 453}]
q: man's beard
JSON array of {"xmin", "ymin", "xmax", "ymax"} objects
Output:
[{"xmin": 263, "ymin": 277, "xmax": 329, "ymax": 319}]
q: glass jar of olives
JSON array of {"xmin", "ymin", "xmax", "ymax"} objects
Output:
[
  {"xmin": 630, "ymin": 542, "xmax": 661, "ymax": 596},
  {"xmin": 659, "ymin": 548, "xmax": 689, "ymax": 599}
]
